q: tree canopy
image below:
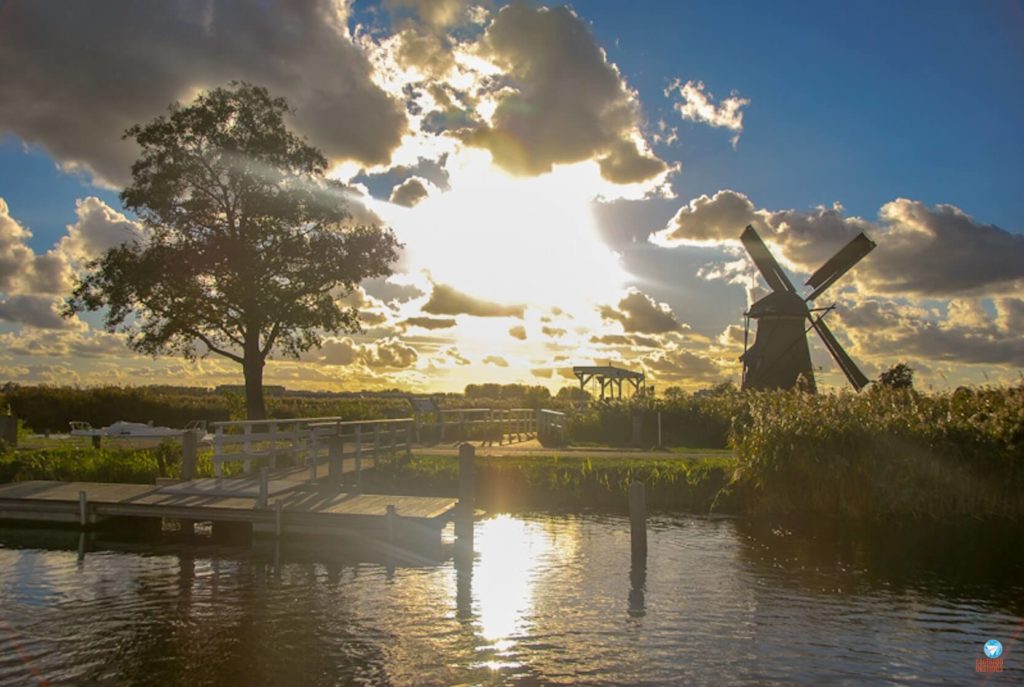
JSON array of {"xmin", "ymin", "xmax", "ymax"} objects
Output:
[{"xmin": 65, "ymin": 83, "xmax": 401, "ymax": 419}]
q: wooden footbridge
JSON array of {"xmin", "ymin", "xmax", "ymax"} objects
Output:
[{"xmin": 0, "ymin": 416, "xmax": 463, "ymax": 542}]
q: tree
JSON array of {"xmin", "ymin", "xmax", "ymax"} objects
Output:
[
  {"xmin": 65, "ymin": 83, "xmax": 401, "ymax": 420},
  {"xmin": 878, "ymin": 362, "xmax": 914, "ymax": 390}
]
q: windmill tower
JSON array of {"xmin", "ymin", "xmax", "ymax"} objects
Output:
[{"xmin": 739, "ymin": 225, "xmax": 875, "ymax": 392}]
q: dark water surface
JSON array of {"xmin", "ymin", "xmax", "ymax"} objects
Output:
[{"xmin": 0, "ymin": 514, "xmax": 1021, "ymax": 686}]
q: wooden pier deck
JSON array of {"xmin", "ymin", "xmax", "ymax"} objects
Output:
[{"xmin": 0, "ymin": 480, "xmax": 458, "ymax": 540}]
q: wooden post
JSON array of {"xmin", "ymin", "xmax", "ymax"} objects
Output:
[
  {"xmin": 354, "ymin": 425, "xmax": 363, "ymax": 493},
  {"xmin": 535, "ymin": 409, "xmax": 542, "ymax": 440},
  {"xmin": 258, "ymin": 467, "xmax": 269, "ymax": 509},
  {"xmin": 214, "ymin": 425, "xmax": 224, "ymax": 477},
  {"xmin": 414, "ymin": 411, "xmax": 421, "ymax": 444},
  {"xmin": 78, "ymin": 490, "xmax": 88, "ymax": 527},
  {"xmin": 629, "ymin": 481, "xmax": 647, "ymax": 560},
  {"xmin": 328, "ymin": 435, "xmax": 343, "ymax": 486},
  {"xmin": 308, "ymin": 429, "xmax": 319, "ymax": 483},
  {"xmin": 268, "ymin": 422, "xmax": 278, "ymax": 470},
  {"xmin": 181, "ymin": 430, "xmax": 198, "ymax": 482},
  {"xmin": 455, "ymin": 443, "xmax": 475, "ymax": 550},
  {"xmin": 91, "ymin": 434, "xmax": 101, "ymax": 449},
  {"xmin": 275, "ymin": 500, "xmax": 283, "ymax": 538},
  {"xmin": 243, "ymin": 424, "xmax": 253, "ymax": 474},
  {"xmin": 386, "ymin": 504, "xmax": 396, "ymax": 543},
  {"xmin": 405, "ymin": 425, "xmax": 412, "ymax": 460},
  {"xmin": 460, "ymin": 411, "xmax": 466, "ymax": 442},
  {"xmin": 373, "ymin": 424, "xmax": 381, "ymax": 464}
]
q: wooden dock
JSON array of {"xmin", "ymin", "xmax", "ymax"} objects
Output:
[{"xmin": 0, "ymin": 480, "xmax": 458, "ymax": 541}]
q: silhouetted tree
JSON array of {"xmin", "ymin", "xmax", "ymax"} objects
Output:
[
  {"xmin": 878, "ymin": 362, "xmax": 914, "ymax": 390},
  {"xmin": 65, "ymin": 83, "xmax": 401, "ymax": 419}
]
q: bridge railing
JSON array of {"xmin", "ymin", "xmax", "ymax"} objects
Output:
[{"xmin": 210, "ymin": 416, "xmax": 414, "ymax": 481}]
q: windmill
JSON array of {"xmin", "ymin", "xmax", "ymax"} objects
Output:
[{"xmin": 739, "ymin": 224, "xmax": 875, "ymax": 392}]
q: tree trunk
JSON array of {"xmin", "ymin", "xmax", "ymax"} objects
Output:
[{"xmin": 243, "ymin": 355, "xmax": 267, "ymax": 421}]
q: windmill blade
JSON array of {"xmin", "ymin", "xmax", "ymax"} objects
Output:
[
  {"xmin": 740, "ymin": 225, "xmax": 795, "ymax": 294},
  {"xmin": 805, "ymin": 233, "xmax": 876, "ymax": 301},
  {"xmin": 809, "ymin": 315, "xmax": 870, "ymax": 390}
]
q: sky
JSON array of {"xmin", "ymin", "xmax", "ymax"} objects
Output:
[{"xmin": 0, "ymin": 0, "xmax": 1022, "ymax": 394}]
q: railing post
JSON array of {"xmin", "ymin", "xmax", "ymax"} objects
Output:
[
  {"xmin": 456, "ymin": 443, "xmax": 475, "ymax": 551},
  {"xmin": 354, "ymin": 425, "xmax": 363, "ymax": 493},
  {"xmin": 405, "ymin": 424, "xmax": 412, "ymax": 460},
  {"xmin": 243, "ymin": 424, "xmax": 253, "ymax": 474},
  {"xmin": 308, "ymin": 427, "xmax": 319, "ymax": 483},
  {"xmin": 373, "ymin": 423, "xmax": 381, "ymax": 465},
  {"xmin": 268, "ymin": 422, "xmax": 278, "ymax": 470},
  {"xmin": 214, "ymin": 425, "xmax": 224, "ymax": 477},
  {"xmin": 258, "ymin": 466, "xmax": 269, "ymax": 509},
  {"xmin": 535, "ymin": 409, "xmax": 542, "ymax": 440},
  {"xmin": 181, "ymin": 429, "xmax": 198, "ymax": 482},
  {"xmin": 389, "ymin": 424, "xmax": 397, "ymax": 462}
]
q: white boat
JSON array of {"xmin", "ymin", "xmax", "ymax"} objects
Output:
[{"xmin": 69, "ymin": 420, "xmax": 208, "ymax": 438}]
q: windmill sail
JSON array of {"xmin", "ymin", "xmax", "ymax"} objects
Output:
[
  {"xmin": 805, "ymin": 233, "xmax": 876, "ymax": 302},
  {"xmin": 740, "ymin": 225, "xmax": 795, "ymax": 294},
  {"xmin": 809, "ymin": 315, "xmax": 870, "ymax": 390}
]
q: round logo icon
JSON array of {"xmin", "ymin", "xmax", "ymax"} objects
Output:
[{"xmin": 983, "ymin": 639, "xmax": 1003, "ymax": 659}]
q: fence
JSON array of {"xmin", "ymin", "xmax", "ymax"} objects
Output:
[
  {"xmin": 426, "ymin": 408, "xmax": 539, "ymax": 444},
  {"xmin": 210, "ymin": 416, "xmax": 414, "ymax": 483}
]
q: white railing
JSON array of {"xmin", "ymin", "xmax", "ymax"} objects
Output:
[
  {"xmin": 422, "ymin": 408, "xmax": 538, "ymax": 444},
  {"xmin": 538, "ymin": 409, "xmax": 567, "ymax": 444},
  {"xmin": 210, "ymin": 416, "xmax": 414, "ymax": 481}
]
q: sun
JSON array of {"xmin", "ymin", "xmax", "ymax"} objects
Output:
[{"xmin": 377, "ymin": 149, "xmax": 630, "ymax": 313}]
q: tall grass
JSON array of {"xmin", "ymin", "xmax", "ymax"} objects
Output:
[
  {"xmin": 366, "ymin": 454, "xmax": 734, "ymax": 511},
  {"xmin": 728, "ymin": 385, "xmax": 1024, "ymax": 519}
]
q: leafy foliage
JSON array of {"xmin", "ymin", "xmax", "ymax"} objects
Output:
[{"xmin": 65, "ymin": 83, "xmax": 400, "ymax": 418}]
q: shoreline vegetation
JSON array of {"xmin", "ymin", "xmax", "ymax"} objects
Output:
[{"xmin": 1, "ymin": 383, "xmax": 1021, "ymax": 521}]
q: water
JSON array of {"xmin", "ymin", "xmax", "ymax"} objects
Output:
[{"xmin": 0, "ymin": 514, "xmax": 1021, "ymax": 686}]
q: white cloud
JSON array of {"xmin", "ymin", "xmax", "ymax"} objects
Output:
[{"xmin": 666, "ymin": 79, "xmax": 749, "ymax": 148}]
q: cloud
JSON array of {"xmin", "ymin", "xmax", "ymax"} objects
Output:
[
  {"xmin": 402, "ymin": 316, "xmax": 457, "ymax": 330},
  {"xmin": 0, "ymin": 198, "xmax": 73, "ymax": 294},
  {"xmin": 360, "ymin": 338, "xmax": 419, "ymax": 369},
  {"xmin": 57, "ymin": 197, "xmax": 145, "ymax": 264},
  {"xmin": 423, "ymin": 283, "xmax": 525, "ymax": 318},
  {"xmin": 389, "ymin": 177, "xmax": 431, "ymax": 207},
  {"xmin": 0, "ymin": 0, "xmax": 406, "ymax": 186},
  {"xmin": 462, "ymin": 2, "xmax": 667, "ymax": 184},
  {"xmin": 838, "ymin": 297, "xmax": 1024, "ymax": 368},
  {"xmin": 530, "ymin": 367, "xmax": 553, "ymax": 379},
  {"xmin": 666, "ymin": 79, "xmax": 749, "ymax": 147},
  {"xmin": 655, "ymin": 190, "xmax": 1024, "ymax": 297},
  {"xmin": 599, "ymin": 289, "xmax": 680, "ymax": 333},
  {"xmin": 387, "ymin": 0, "xmax": 471, "ymax": 29},
  {"xmin": 541, "ymin": 326, "xmax": 567, "ymax": 338},
  {"xmin": 0, "ymin": 294, "xmax": 80, "ymax": 330},
  {"xmin": 483, "ymin": 355, "xmax": 508, "ymax": 367},
  {"xmin": 508, "ymin": 325, "xmax": 527, "ymax": 340},
  {"xmin": 590, "ymin": 334, "xmax": 663, "ymax": 349}
]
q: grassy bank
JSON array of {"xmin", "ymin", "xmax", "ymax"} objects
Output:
[
  {"xmin": 728, "ymin": 386, "xmax": 1024, "ymax": 519},
  {"xmin": 365, "ymin": 453, "xmax": 735, "ymax": 512},
  {"xmin": 0, "ymin": 442, "xmax": 225, "ymax": 485}
]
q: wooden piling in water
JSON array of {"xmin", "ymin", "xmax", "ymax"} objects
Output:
[
  {"xmin": 629, "ymin": 481, "xmax": 647, "ymax": 559},
  {"xmin": 78, "ymin": 490, "xmax": 88, "ymax": 527},
  {"xmin": 258, "ymin": 467, "xmax": 269, "ymax": 509},
  {"xmin": 456, "ymin": 443, "xmax": 475, "ymax": 551}
]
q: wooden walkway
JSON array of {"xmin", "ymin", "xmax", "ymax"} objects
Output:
[{"xmin": 0, "ymin": 480, "xmax": 458, "ymax": 540}]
